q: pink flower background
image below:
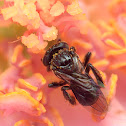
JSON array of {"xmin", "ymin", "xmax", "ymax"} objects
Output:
[{"xmin": 0, "ymin": 0, "xmax": 126, "ymax": 126}]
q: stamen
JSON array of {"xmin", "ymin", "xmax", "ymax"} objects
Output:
[
  {"xmin": 11, "ymin": 45, "xmax": 23, "ymax": 63},
  {"xmin": 105, "ymin": 39, "xmax": 123, "ymax": 49},
  {"xmin": 107, "ymin": 74, "xmax": 118, "ymax": 104},
  {"xmin": 50, "ymin": 107, "xmax": 64, "ymax": 126},
  {"xmin": 34, "ymin": 73, "xmax": 46, "ymax": 85},
  {"xmin": 36, "ymin": 91, "xmax": 43, "ymax": 101},
  {"xmin": 18, "ymin": 59, "xmax": 31, "ymax": 67},
  {"xmin": 50, "ymin": 1, "xmax": 65, "ymax": 16},
  {"xmin": 110, "ymin": 62, "xmax": 126, "ymax": 69},
  {"xmin": 106, "ymin": 49, "xmax": 126, "ymax": 57},
  {"xmin": 72, "ymin": 40, "xmax": 92, "ymax": 49},
  {"xmin": 42, "ymin": 117, "xmax": 54, "ymax": 126},
  {"xmin": 18, "ymin": 78, "xmax": 38, "ymax": 91},
  {"xmin": 93, "ymin": 59, "xmax": 109, "ymax": 68},
  {"xmin": 67, "ymin": 1, "xmax": 83, "ymax": 15},
  {"xmin": 14, "ymin": 120, "xmax": 30, "ymax": 126}
]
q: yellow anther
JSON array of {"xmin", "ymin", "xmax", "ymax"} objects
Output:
[
  {"xmin": 67, "ymin": 1, "xmax": 83, "ymax": 15},
  {"xmin": 106, "ymin": 49, "xmax": 126, "ymax": 57},
  {"xmin": 99, "ymin": 20, "xmax": 114, "ymax": 31},
  {"xmin": 18, "ymin": 59, "xmax": 31, "ymax": 67},
  {"xmin": 41, "ymin": 93, "xmax": 47, "ymax": 104},
  {"xmin": 93, "ymin": 59, "xmax": 109, "ymax": 68},
  {"xmin": 50, "ymin": 107, "xmax": 64, "ymax": 126},
  {"xmin": 107, "ymin": 74, "xmax": 118, "ymax": 104},
  {"xmin": 11, "ymin": 45, "xmax": 23, "ymax": 63},
  {"xmin": 42, "ymin": 26, "xmax": 58, "ymax": 41},
  {"xmin": 1, "ymin": 6, "xmax": 18, "ymax": 20},
  {"xmin": 116, "ymin": 30, "xmax": 126, "ymax": 46},
  {"xmin": 110, "ymin": 62, "xmax": 126, "ymax": 69},
  {"xmin": 18, "ymin": 78, "xmax": 38, "ymax": 91},
  {"xmin": 14, "ymin": 120, "xmax": 30, "ymax": 126},
  {"xmin": 36, "ymin": 91, "xmax": 43, "ymax": 101},
  {"xmin": 42, "ymin": 117, "xmax": 54, "ymax": 126},
  {"xmin": 72, "ymin": 40, "xmax": 92, "ymax": 50},
  {"xmin": 110, "ymin": 19, "xmax": 126, "ymax": 46},
  {"xmin": 34, "ymin": 73, "xmax": 46, "ymax": 85},
  {"xmin": 101, "ymin": 32, "xmax": 113, "ymax": 39},
  {"xmin": 50, "ymin": 1, "xmax": 65, "ymax": 16},
  {"xmin": 0, "ymin": 90, "xmax": 46, "ymax": 114},
  {"xmin": 105, "ymin": 39, "xmax": 123, "ymax": 49},
  {"xmin": 37, "ymin": 103, "xmax": 46, "ymax": 115}
]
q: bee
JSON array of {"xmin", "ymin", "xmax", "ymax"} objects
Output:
[{"xmin": 42, "ymin": 41, "xmax": 108, "ymax": 115}]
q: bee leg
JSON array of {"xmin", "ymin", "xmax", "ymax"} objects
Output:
[
  {"xmin": 85, "ymin": 63, "xmax": 104, "ymax": 88},
  {"xmin": 48, "ymin": 81, "xmax": 67, "ymax": 88},
  {"xmin": 70, "ymin": 46, "xmax": 76, "ymax": 56},
  {"xmin": 47, "ymin": 65, "xmax": 51, "ymax": 71},
  {"xmin": 83, "ymin": 52, "xmax": 92, "ymax": 69},
  {"xmin": 61, "ymin": 86, "xmax": 76, "ymax": 105}
]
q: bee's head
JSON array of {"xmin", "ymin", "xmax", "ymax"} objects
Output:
[
  {"xmin": 52, "ymin": 49, "xmax": 72, "ymax": 66},
  {"xmin": 51, "ymin": 48, "xmax": 78, "ymax": 73},
  {"xmin": 42, "ymin": 42, "xmax": 69, "ymax": 66},
  {"xmin": 42, "ymin": 41, "xmax": 80, "ymax": 73}
]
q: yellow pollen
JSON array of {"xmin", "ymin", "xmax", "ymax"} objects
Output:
[
  {"xmin": 53, "ymin": 53, "xmax": 58, "ymax": 58},
  {"xmin": 34, "ymin": 73, "xmax": 46, "ymax": 85},
  {"xmin": 107, "ymin": 74, "xmax": 118, "ymax": 104},
  {"xmin": 37, "ymin": 0, "xmax": 50, "ymax": 12},
  {"xmin": 50, "ymin": 1, "xmax": 65, "ymax": 16},
  {"xmin": 11, "ymin": 45, "xmax": 23, "ymax": 63},
  {"xmin": 18, "ymin": 59, "xmax": 31, "ymax": 67},
  {"xmin": 1, "ymin": 6, "xmax": 18, "ymax": 20},
  {"xmin": 23, "ymin": 3, "xmax": 37, "ymax": 20},
  {"xmin": 66, "ymin": 1, "xmax": 83, "ymax": 15},
  {"xmin": 22, "ymin": 34, "xmax": 40, "ymax": 48},
  {"xmin": 18, "ymin": 78, "xmax": 38, "ymax": 91},
  {"xmin": 42, "ymin": 26, "xmax": 58, "ymax": 41}
]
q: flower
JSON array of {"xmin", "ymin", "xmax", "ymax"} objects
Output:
[{"xmin": 0, "ymin": 0, "xmax": 126, "ymax": 126}]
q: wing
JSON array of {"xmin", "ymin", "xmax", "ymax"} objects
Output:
[{"xmin": 55, "ymin": 71, "xmax": 108, "ymax": 116}]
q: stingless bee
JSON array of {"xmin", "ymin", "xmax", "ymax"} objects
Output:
[{"xmin": 42, "ymin": 41, "xmax": 108, "ymax": 115}]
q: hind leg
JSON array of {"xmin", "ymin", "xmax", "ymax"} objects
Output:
[
  {"xmin": 61, "ymin": 86, "xmax": 76, "ymax": 105},
  {"xmin": 85, "ymin": 63, "xmax": 104, "ymax": 88},
  {"xmin": 48, "ymin": 81, "xmax": 67, "ymax": 88},
  {"xmin": 83, "ymin": 52, "xmax": 92, "ymax": 69}
]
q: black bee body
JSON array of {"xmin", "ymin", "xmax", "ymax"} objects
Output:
[{"xmin": 43, "ymin": 41, "xmax": 108, "ymax": 115}]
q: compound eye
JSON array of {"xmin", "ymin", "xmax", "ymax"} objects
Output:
[{"xmin": 61, "ymin": 58, "xmax": 71, "ymax": 66}]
